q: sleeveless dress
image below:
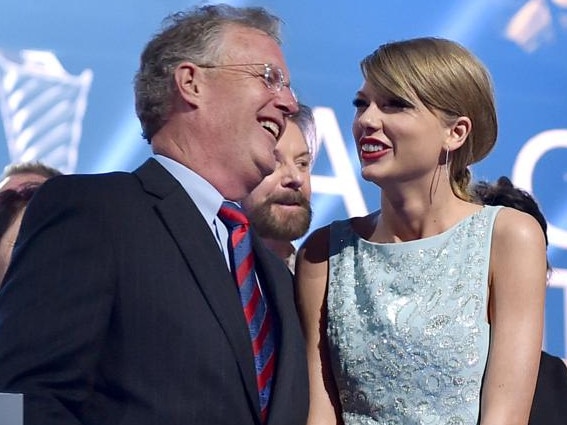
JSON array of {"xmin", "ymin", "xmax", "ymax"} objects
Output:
[{"xmin": 327, "ymin": 206, "xmax": 502, "ymax": 425}]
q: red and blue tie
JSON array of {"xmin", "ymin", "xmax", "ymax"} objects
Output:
[{"xmin": 218, "ymin": 201, "xmax": 275, "ymax": 422}]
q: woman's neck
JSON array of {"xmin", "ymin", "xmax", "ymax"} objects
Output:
[{"xmin": 375, "ymin": 188, "xmax": 478, "ymax": 242}]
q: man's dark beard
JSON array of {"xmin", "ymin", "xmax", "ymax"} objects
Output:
[{"xmin": 248, "ymin": 191, "xmax": 312, "ymax": 241}]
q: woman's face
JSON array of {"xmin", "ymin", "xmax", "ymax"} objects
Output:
[
  {"xmin": 0, "ymin": 208, "xmax": 25, "ymax": 284},
  {"xmin": 351, "ymin": 80, "xmax": 452, "ymax": 187}
]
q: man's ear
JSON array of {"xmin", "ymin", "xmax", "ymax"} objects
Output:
[
  {"xmin": 173, "ymin": 62, "xmax": 201, "ymax": 106},
  {"xmin": 447, "ymin": 116, "xmax": 472, "ymax": 151}
]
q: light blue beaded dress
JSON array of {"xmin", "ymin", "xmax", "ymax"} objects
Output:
[{"xmin": 327, "ymin": 206, "xmax": 502, "ymax": 425}]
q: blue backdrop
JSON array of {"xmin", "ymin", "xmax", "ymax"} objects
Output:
[{"xmin": 0, "ymin": 0, "xmax": 566, "ymax": 357}]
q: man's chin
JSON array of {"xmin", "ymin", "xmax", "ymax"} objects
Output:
[{"xmin": 250, "ymin": 206, "xmax": 311, "ymax": 241}]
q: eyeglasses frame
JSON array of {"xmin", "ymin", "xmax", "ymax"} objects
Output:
[{"xmin": 196, "ymin": 62, "xmax": 292, "ymax": 94}]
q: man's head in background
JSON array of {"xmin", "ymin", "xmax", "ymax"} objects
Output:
[
  {"xmin": 0, "ymin": 185, "xmax": 40, "ymax": 282},
  {"xmin": 242, "ymin": 103, "xmax": 316, "ymax": 263},
  {"xmin": 0, "ymin": 161, "xmax": 62, "ymax": 192}
]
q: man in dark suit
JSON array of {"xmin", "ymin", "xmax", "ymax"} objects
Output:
[{"xmin": 0, "ymin": 4, "xmax": 308, "ymax": 425}]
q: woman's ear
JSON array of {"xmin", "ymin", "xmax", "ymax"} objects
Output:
[
  {"xmin": 448, "ymin": 116, "xmax": 472, "ymax": 151},
  {"xmin": 173, "ymin": 62, "xmax": 201, "ymax": 106}
]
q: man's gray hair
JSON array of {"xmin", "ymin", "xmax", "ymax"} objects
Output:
[
  {"xmin": 289, "ymin": 103, "xmax": 317, "ymax": 164},
  {"xmin": 134, "ymin": 3, "xmax": 282, "ymax": 142}
]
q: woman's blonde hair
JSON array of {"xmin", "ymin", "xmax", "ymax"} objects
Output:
[{"xmin": 360, "ymin": 37, "xmax": 497, "ymax": 200}]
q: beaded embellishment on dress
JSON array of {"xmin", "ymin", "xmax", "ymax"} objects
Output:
[{"xmin": 327, "ymin": 206, "xmax": 501, "ymax": 425}]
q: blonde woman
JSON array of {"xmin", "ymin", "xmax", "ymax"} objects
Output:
[{"xmin": 296, "ymin": 37, "xmax": 547, "ymax": 425}]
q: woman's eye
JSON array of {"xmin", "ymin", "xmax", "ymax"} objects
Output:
[
  {"xmin": 352, "ymin": 98, "xmax": 368, "ymax": 109},
  {"xmin": 384, "ymin": 97, "xmax": 412, "ymax": 109}
]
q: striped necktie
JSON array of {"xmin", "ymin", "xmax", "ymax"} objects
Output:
[{"xmin": 217, "ymin": 201, "xmax": 275, "ymax": 422}]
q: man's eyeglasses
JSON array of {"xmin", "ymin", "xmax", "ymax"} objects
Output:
[{"xmin": 197, "ymin": 63, "xmax": 292, "ymax": 94}]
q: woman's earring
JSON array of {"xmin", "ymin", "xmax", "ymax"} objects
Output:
[{"xmin": 445, "ymin": 148, "xmax": 450, "ymax": 182}]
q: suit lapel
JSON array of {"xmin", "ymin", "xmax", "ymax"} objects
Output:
[{"xmin": 134, "ymin": 159, "xmax": 260, "ymax": 415}]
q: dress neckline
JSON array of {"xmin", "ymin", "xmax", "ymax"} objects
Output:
[{"xmin": 346, "ymin": 205, "xmax": 492, "ymax": 248}]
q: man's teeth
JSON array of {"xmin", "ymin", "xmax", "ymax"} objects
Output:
[
  {"xmin": 261, "ymin": 120, "xmax": 280, "ymax": 139},
  {"xmin": 361, "ymin": 143, "xmax": 386, "ymax": 152}
]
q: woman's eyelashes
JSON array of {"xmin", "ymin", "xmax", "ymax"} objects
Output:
[{"xmin": 352, "ymin": 96, "xmax": 413, "ymax": 112}]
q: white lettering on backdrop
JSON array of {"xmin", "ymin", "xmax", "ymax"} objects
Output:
[{"xmin": 311, "ymin": 107, "xmax": 368, "ymax": 217}]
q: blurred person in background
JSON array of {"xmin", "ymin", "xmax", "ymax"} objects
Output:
[
  {"xmin": 0, "ymin": 185, "xmax": 40, "ymax": 282},
  {"xmin": 0, "ymin": 161, "xmax": 62, "ymax": 192},
  {"xmin": 242, "ymin": 102, "xmax": 316, "ymax": 270},
  {"xmin": 0, "ymin": 161, "xmax": 61, "ymax": 282}
]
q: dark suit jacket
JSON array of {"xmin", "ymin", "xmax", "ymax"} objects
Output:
[
  {"xmin": 0, "ymin": 159, "xmax": 309, "ymax": 425},
  {"xmin": 529, "ymin": 351, "xmax": 567, "ymax": 425}
]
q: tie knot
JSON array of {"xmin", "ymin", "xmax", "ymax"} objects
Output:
[{"xmin": 218, "ymin": 201, "xmax": 249, "ymax": 229}]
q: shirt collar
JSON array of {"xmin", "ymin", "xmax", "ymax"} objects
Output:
[{"xmin": 154, "ymin": 154, "xmax": 224, "ymax": 225}]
